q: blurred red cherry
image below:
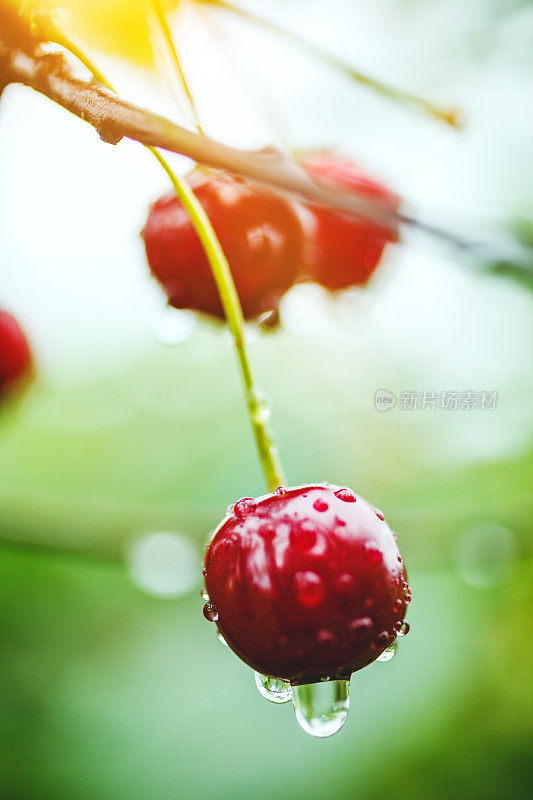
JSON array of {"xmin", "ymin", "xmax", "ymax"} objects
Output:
[
  {"xmin": 298, "ymin": 150, "xmax": 400, "ymax": 290},
  {"xmin": 203, "ymin": 484, "xmax": 410, "ymax": 684},
  {"xmin": 142, "ymin": 168, "xmax": 308, "ymax": 320},
  {"xmin": 0, "ymin": 310, "xmax": 33, "ymax": 400}
]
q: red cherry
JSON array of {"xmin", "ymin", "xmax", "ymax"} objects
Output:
[
  {"xmin": 142, "ymin": 169, "xmax": 308, "ymax": 320},
  {"xmin": 298, "ymin": 150, "xmax": 400, "ymax": 290},
  {"xmin": 203, "ymin": 484, "xmax": 409, "ymax": 684},
  {"xmin": 0, "ymin": 310, "xmax": 33, "ymax": 400}
]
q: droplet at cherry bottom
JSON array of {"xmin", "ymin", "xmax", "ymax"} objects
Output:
[{"xmin": 203, "ymin": 484, "xmax": 411, "ymax": 737}]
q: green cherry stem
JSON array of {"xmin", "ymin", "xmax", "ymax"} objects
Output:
[
  {"xmin": 199, "ymin": 0, "xmax": 461, "ymax": 128},
  {"xmin": 149, "ymin": 0, "xmax": 205, "ymax": 134},
  {"xmin": 31, "ymin": 13, "xmax": 287, "ymax": 493},
  {"xmin": 151, "ymin": 148, "xmax": 286, "ymax": 493}
]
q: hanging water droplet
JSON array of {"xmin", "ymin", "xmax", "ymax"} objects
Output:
[
  {"xmin": 279, "ymin": 283, "xmax": 333, "ymax": 335},
  {"xmin": 292, "ymin": 679, "xmax": 350, "ymax": 738},
  {"xmin": 217, "ymin": 631, "xmax": 229, "ymax": 647},
  {"xmin": 377, "ymin": 641, "xmax": 398, "ymax": 662},
  {"xmin": 153, "ymin": 306, "xmax": 196, "ymax": 346},
  {"xmin": 255, "ymin": 672, "xmax": 292, "ymax": 704},
  {"xmin": 201, "ymin": 589, "xmax": 209, "ymax": 600}
]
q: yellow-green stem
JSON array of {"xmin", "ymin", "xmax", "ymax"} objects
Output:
[
  {"xmin": 36, "ymin": 13, "xmax": 286, "ymax": 493},
  {"xmin": 149, "ymin": 0, "xmax": 205, "ymax": 134},
  {"xmin": 151, "ymin": 148, "xmax": 285, "ymax": 492}
]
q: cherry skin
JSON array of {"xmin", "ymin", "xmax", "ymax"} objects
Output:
[
  {"xmin": 298, "ymin": 151, "xmax": 400, "ymax": 290},
  {"xmin": 142, "ymin": 168, "xmax": 308, "ymax": 320},
  {"xmin": 0, "ymin": 310, "xmax": 33, "ymax": 400},
  {"xmin": 203, "ymin": 484, "xmax": 409, "ymax": 685}
]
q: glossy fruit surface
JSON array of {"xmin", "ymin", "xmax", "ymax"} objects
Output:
[
  {"xmin": 142, "ymin": 168, "xmax": 307, "ymax": 320},
  {"xmin": 0, "ymin": 310, "xmax": 33, "ymax": 399},
  {"xmin": 299, "ymin": 151, "xmax": 400, "ymax": 290},
  {"xmin": 203, "ymin": 484, "xmax": 409, "ymax": 684}
]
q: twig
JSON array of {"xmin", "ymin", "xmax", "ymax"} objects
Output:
[
  {"xmin": 198, "ymin": 0, "xmax": 461, "ymax": 128},
  {"xmin": 1, "ymin": 8, "xmax": 532, "ymax": 276},
  {"xmin": 0, "ymin": 33, "xmax": 399, "ymax": 232}
]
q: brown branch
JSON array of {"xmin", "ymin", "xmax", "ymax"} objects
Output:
[
  {"xmin": 0, "ymin": 29, "xmax": 400, "ymax": 232},
  {"xmin": 1, "ymin": 5, "xmax": 531, "ymax": 273}
]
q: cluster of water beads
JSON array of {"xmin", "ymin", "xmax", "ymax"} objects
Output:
[
  {"xmin": 254, "ymin": 618, "xmax": 410, "ymax": 736},
  {"xmin": 202, "ymin": 488, "xmax": 411, "ymax": 738},
  {"xmin": 203, "ymin": 593, "xmax": 410, "ymax": 737}
]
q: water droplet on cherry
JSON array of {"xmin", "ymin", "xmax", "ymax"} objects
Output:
[
  {"xmin": 349, "ymin": 616, "xmax": 373, "ymax": 634},
  {"xmin": 291, "ymin": 520, "xmax": 317, "ymax": 551},
  {"xmin": 317, "ymin": 629, "xmax": 337, "ymax": 646},
  {"xmin": 364, "ymin": 545, "xmax": 383, "ymax": 564},
  {"xmin": 294, "ymin": 570, "xmax": 325, "ymax": 608},
  {"xmin": 233, "ymin": 498, "xmax": 257, "ymax": 519},
  {"xmin": 203, "ymin": 601, "xmax": 218, "ymax": 622},
  {"xmin": 334, "ymin": 488, "xmax": 356, "ymax": 503},
  {"xmin": 397, "ymin": 621, "xmax": 410, "ymax": 637}
]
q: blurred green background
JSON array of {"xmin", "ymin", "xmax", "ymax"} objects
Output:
[{"xmin": 1, "ymin": 0, "xmax": 532, "ymax": 798}]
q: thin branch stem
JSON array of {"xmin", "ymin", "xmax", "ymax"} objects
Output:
[
  {"xmin": 17, "ymin": 11, "xmax": 286, "ymax": 493},
  {"xmin": 198, "ymin": 0, "xmax": 461, "ymax": 128},
  {"xmin": 149, "ymin": 0, "xmax": 205, "ymax": 134}
]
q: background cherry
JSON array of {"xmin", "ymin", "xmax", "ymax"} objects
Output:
[
  {"xmin": 142, "ymin": 168, "xmax": 308, "ymax": 320},
  {"xmin": 298, "ymin": 150, "xmax": 401, "ymax": 290},
  {"xmin": 0, "ymin": 310, "xmax": 33, "ymax": 400}
]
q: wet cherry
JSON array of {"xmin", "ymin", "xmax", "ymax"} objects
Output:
[
  {"xmin": 298, "ymin": 150, "xmax": 401, "ymax": 290},
  {"xmin": 0, "ymin": 310, "xmax": 33, "ymax": 400},
  {"xmin": 141, "ymin": 168, "xmax": 308, "ymax": 320},
  {"xmin": 203, "ymin": 484, "xmax": 409, "ymax": 685}
]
